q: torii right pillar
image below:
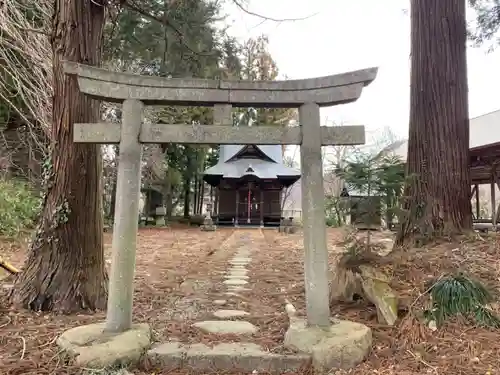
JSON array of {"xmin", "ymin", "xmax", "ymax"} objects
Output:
[{"xmin": 299, "ymin": 102, "xmax": 330, "ymax": 327}]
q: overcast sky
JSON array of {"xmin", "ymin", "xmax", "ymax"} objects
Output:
[{"xmin": 222, "ymin": 0, "xmax": 500, "ymax": 141}]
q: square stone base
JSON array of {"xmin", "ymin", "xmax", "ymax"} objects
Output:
[
  {"xmin": 56, "ymin": 322, "xmax": 151, "ymax": 369},
  {"xmin": 201, "ymin": 225, "xmax": 217, "ymax": 231},
  {"xmin": 284, "ymin": 318, "xmax": 372, "ymax": 372},
  {"xmin": 156, "ymin": 217, "xmax": 166, "ymax": 226}
]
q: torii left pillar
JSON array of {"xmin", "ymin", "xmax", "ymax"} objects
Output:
[{"xmin": 106, "ymin": 99, "xmax": 144, "ymax": 332}]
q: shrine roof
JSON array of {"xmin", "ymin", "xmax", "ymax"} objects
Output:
[
  {"xmin": 204, "ymin": 157, "xmax": 299, "ymax": 178},
  {"xmin": 203, "ymin": 144, "xmax": 300, "ymax": 186},
  {"xmin": 220, "ymin": 144, "xmax": 283, "ymax": 163}
]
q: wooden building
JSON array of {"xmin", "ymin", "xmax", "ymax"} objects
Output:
[
  {"xmin": 380, "ymin": 110, "xmax": 500, "ymax": 231},
  {"xmin": 203, "ymin": 144, "xmax": 301, "ymax": 227}
]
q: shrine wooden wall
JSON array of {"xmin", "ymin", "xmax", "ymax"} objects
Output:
[{"xmin": 217, "ymin": 188, "xmax": 282, "ymax": 218}]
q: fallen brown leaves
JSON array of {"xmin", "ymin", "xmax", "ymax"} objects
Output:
[
  {"xmin": 0, "ymin": 227, "xmax": 234, "ymax": 375},
  {"xmin": 1, "ymin": 227, "xmax": 500, "ymax": 375},
  {"xmin": 255, "ymin": 229, "xmax": 500, "ymax": 375}
]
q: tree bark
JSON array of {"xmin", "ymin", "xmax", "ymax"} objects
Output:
[
  {"xmin": 193, "ymin": 172, "xmax": 199, "ymax": 215},
  {"xmin": 198, "ymin": 178, "xmax": 205, "ymax": 214},
  {"xmin": 396, "ymin": 0, "xmax": 472, "ymax": 245},
  {"xmin": 165, "ymin": 168, "xmax": 173, "ymax": 218},
  {"xmin": 10, "ymin": 1, "xmax": 108, "ymax": 311}
]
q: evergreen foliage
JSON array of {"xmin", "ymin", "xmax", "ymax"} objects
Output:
[
  {"xmin": 427, "ymin": 273, "xmax": 500, "ymax": 328},
  {"xmin": 327, "ymin": 151, "xmax": 405, "ymax": 228}
]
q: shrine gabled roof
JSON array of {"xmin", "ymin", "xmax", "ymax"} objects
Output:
[
  {"xmin": 203, "ymin": 157, "xmax": 300, "ymax": 180},
  {"xmin": 220, "ymin": 144, "xmax": 283, "ymax": 163},
  {"xmin": 203, "ymin": 144, "xmax": 300, "ymax": 186}
]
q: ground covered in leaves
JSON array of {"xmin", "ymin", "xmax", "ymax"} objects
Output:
[{"xmin": 1, "ymin": 227, "xmax": 500, "ymax": 375}]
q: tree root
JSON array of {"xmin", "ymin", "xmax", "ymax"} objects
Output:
[
  {"xmin": 330, "ymin": 250, "xmax": 399, "ymax": 326},
  {"xmin": 0, "ymin": 257, "xmax": 19, "ymax": 275}
]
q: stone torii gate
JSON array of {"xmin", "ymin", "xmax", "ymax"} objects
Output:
[{"xmin": 64, "ymin": 62, "xmax": 377, "ymax": 334}]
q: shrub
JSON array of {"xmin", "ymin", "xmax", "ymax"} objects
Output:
[
  {"xmin": 426, "ymin": 273, "xmax": 500, "ymax": 328},
  {"xmin": 0, "ymin": 178, "xmax": 41, "ymax": 237}
]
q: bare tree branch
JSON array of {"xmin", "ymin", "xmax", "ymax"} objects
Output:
[
  {"xmin": 0, "ymin": 0, "xmax": 52, "ymax": 173},
  {"xmin": 122, "ymin": 0, "xmax": 215, "ymax": 56},
  {"xmin": 231, "ymin": 0, "xmax": 319, "ymax": 22}
]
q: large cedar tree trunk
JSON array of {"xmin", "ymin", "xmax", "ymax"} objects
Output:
[
  {"xmin": 396, "ymin": 0, "xmax": 472, "ymax": 245},
  {"xmin": 10, "ymin": 1, "xmax": 108, "ymax": 311},
  {"xmin": 193, "ymin": 172, "xmax": 199, "ymax": 215}
]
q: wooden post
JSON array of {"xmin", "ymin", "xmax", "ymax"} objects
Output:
[
  {"xmin": 475, "ymin": 184, "xmax": 480, "ymax": 219},
  {"xmin": 491, "ymin": 180, "xmax": 496, "ymax": 226},
  {"xmin": 235, "ymin": 189, "xmax": 239, "ymax": 226},
  {"xmin": 260, "ymin": 189, "xmax": 264, "ymax": 227},
  {"xmin": 299, "ymin": 103, "xmax": 330, "ymax": 327},
  {"xmin": 247, "ymin": 184, "xmax": 251, "ymax": 224},
  {"xmin": 106, "ymin": 99, "xmax": 144, "ymax": 333},
  {"xmin": 215, "ymin": 187, "xmax": 219, "ymax": 215}
]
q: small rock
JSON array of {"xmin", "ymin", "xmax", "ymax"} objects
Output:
[
  {"xmin": 214, "ymin": 299, "xmax": 227, "ymax": 306},
  {"xmin": 179, "ymin": 280, "xmax": 195, "ymax": 293},
  {"xmin": 427, "ymin": 320, "xmax": 437, "ymax": 331}
]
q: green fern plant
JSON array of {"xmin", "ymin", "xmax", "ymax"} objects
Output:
[{"xmin": 427, "ymin": 274, "xmax": 500, "ymax": 328}]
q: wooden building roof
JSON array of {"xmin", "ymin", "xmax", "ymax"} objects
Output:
[{"xmin": 203, "ymin": 144, "xmax": 301, "ymax": 187}]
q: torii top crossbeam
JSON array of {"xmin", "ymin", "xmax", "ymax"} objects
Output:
[{"xmin": 64, "ymin": 62, "xmax": 377, "ymax": 108}]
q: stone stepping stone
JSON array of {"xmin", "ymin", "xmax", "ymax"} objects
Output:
[
  {"xmin": 230, "ymin": 258, "xmax": 251, "ymax": 265},
  {"xmin": 228, "ymin": 273, "xmax": 248, "ymax": 279},
  {"xmin": 227, "ymin": 269, "xmax": 248, "ymax": 276},
  {"xmin": 147, "ymin": 342, "xmax": 310, "ymax": 373},
  {"xmin": 214, "ymin": 299, "xmax": 227, "ymax": 306},
  {"xmin": 224, "ymin": 279, "xmax": 248, "ymax": 285},
  {"xmin": 225, "ymin": 275, "xmax": 249, "ymax": 280},
  {"xmin": 230, "ymin": 266, "xmax": 247, "ymax": 271},
  {"xmin": 213, "ymin": 309, "xmax": 249, "ymax": 318},
  {"xmin": 193, "ymin": 320, "xmax": 258, "ymax": 334}
]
